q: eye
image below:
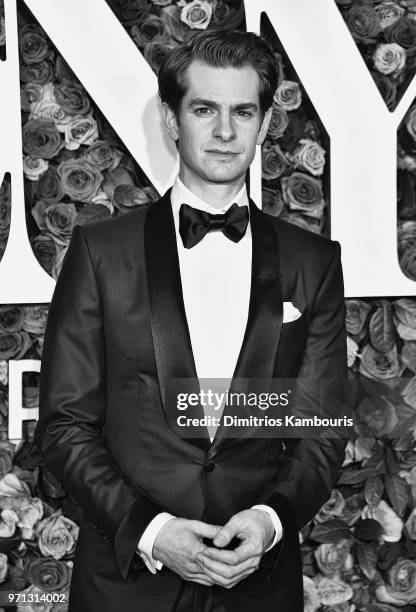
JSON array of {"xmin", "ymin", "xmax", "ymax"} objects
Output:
[
  {"xmin": 235, "ymin": 111, "xmax": 253, "ymax": 119},
  {"xmin": 194, "ymin": 107, "xmax": 213, "ymax": 116}
]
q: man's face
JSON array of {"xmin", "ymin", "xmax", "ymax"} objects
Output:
[{"xmin": 162, "ymin": 60, "xmax": 272, "ymax": 188}]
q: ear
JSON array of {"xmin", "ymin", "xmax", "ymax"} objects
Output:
[
  {"xmin": 161, "ymin": 102, "xmax": 179, "ymax": 142},
  {"xmin": 257, "ymin": 106, "xmax": 273, "ymax": 146}
]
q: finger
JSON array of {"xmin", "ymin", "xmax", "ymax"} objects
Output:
[
  {"xmin": 202, "ymin": 541, "xmax": 257, "ymax": 565},
  {"xmin": 196, "ymin": 552, "xmax": 259, "ymax": 579},
  {"xmin": 213, "ymin": 522, "xmax": 239, "ymax": 548},
  {"xmin": 192, "ymin": 521, "xmax": 221, "ymax": 540},
  {"xmin": 185, "ymin": 573, "xmax": 215, "ymax": 587},
  {"xmin": 197, "ymin": 565, "xmax": 256, "ymax": 590}
]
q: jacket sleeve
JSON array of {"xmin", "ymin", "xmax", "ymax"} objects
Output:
[
  {"xmin": 262, "ymin": 240, "xmax": 348, "ymax": 540},
  {"xmin": 34, "ymin": 223, "xmax": 163, "ymax": 580}
]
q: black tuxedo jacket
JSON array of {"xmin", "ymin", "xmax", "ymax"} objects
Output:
[{"xmin": 35, "ymin": 190, "xmax": 348, "ymax": 612}]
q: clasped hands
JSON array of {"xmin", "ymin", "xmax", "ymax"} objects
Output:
[{"xmin": 152, "ymin": 509, "xmax": 275, "ymax": 589}]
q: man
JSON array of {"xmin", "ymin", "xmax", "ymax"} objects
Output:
[{"xmin": 35, "ymin": 29, "xmax": 348, "ymax": 612}]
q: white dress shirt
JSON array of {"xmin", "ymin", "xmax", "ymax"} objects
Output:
[{"xmin": 136, "ymin": 176, "xmax": 283, "ymax": 573}]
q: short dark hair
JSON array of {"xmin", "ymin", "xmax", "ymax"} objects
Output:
[{"xmin": 158, "ymin": 29, "xmax": 279, "ymax": 116}]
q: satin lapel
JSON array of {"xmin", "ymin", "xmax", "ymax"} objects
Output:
[
  {"xmin": 208, "ymin": 200, "xmax": 284, "ymax": 457},
  {"xmin": 144, "ymin": 190, "xmax": 211, "ymax": 452}
]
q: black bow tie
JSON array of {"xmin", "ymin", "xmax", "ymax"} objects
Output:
[{"xmin": 179, "ymin": 203, "xmax": 249, "ymax": 249}]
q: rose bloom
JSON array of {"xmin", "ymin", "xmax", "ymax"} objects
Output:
[
  {"xmin": 37, "ymin": 511, "xmax": 79, "ymax": 560},
  {"xmin": 14, "ymin": 497, "xmax": 44, "ymax": 540},
  {"xmin": 131, "ymin": 15, "xmax": 169, "ymax": 47},
  {"xmin": 314, "ymin": 576, "xmax": 353, "ymax": 606},
  {"xmin": 30, "ymin": 99, "xmax": 69, "ymax": 131},
  {"xmin": 112, "ymin": 184, "xmax": 158, "ymax": 212},
  {"xmin": 398, "ymin": 220, "xmax": 416, "ymax": 254},
  {"xmin": 303, "ymin": 575, "xmax": 320, "ymax": 612},
  {"xmin": 406, "ymin": 507, "xmax": 416, "ymax": 540},
  {"xmin": 358, "ymin": 343, "xmax": 403, "ymax": 379},
  {"xmin": 314, "ymin": 489, "xmax": 346, "ymax": 524},
  {"xmin": 262, "ymin": 187, "xmax": 284, "ymax": 218},
  {"xmin": 406, "ymin": 105, "xmax": 416, "ymax": 140},
  {"xmin": 19, "ymin": 24, "xmax": 49, "ymax": 64},
  {"xmin": 0, "ymin": 361, "xmax": 7, "ymax": 386},
  {"xmin": 347, "ymin": 335, "xmax": 359, "ymax": 367},
  {"xmin": 31, "ymin": 200, "xmax": 50, "ymax": 231},
  {"xmin": 22, "ymin": 120, "xmax": 63, "ymax": 160},
  {"xmin": 284, "ymin": 212, "xmax": 323, "ymax": 234},
  {"xmin": 373, "ymin": 42, "xmax": 407, "ymax": 76},
  {"xmin": 20, "ymin": 60, "xmax": 54, "ymax": 86},
  {"xmin": 23, "ymin": 156, "xmax": 48, "ymax": 181},
  {"xmin": 26, "ymin": 557, "xmax": 71, "ymax": 593},
  {"xmin": 402, "ymin": 340, "xmax": 416, "ymax": 372},
  {"xmin": 361, "ymin": 500, "xmax": 403, "ymax": 542},
  {"xmin": 180, "ymin": 0, "xmax": 213, "ymax": 30},
  {"xmin": 372, "ymin": 72, "xmax": 397, "ymax": 110},
  {"xmin": 44, "ymin": 202, "xmax": 77, "ymax": 246},
  {"xmin": 346, "ymin": 5, "xmax": 381, "ymax": 40},
  {"xmin": 385, "ymin": 16, "xmax": 416, "ymax": 55},
  {"xmin": 0, "ymin": 305, "xmax": 24, "ymax": 333},
  {"xmin": 274, "ymin": 80, "xmax": 302, "ymax": 111},
  {"xmin": 0, "ymin": 448, "xmax": 13, "ymax": 479},
  {"xmin": 31, "ymin": 234, "xmax": 57, "ymax": 275},
  {"xmin": 64, "ymin": 115, "xmax": 99, "ymax": 151},
  {"xmin": 267, "ymin": 105, "xmax": 289, "ymax": 140},
  {"xmin": 54, "ymin": 83, "xmax": 91, "ymax": 116},
  {"xmin": 262, "ymin": 144, "xmax": 291, "ymax": 180},
  {"xmin": 22, "ymin": 306, "xmax": 48, "ymax": 335},
  {"xmin": 0, "ymin": 332, "xmax": 31, "ymax": 360},
  {"xmin": 57, "ymin": 159, "xmax": 103, "ymax": 203},
  {"xmin": 376, "ymin": 558, "xmax": 416, "ymax": 605},
  {"xmin": 16, "ymin": 584, "xmax": 52, "ymax": 612},
  {"xmin": 84, "ymin": 140, "xmax": 123, "ymax": 171},
  {"xmin": 281, "ymin": 172, "xmax": 325, "ymax": 218},
  {"xmin": 0, "ymin": 509, "xmax": 18, "ymax": 538},
  {"xmin": 0, "ymin": 553, "xmax": 8, "ymax": 584},
  {"xmin": 292, "ymin": 138, "xmax": 326, "ymax": 176},
  {"xmin": 36, "ymin": 167, "xmax": 64, "ymax": 205},
  {"xmin": 21, "ymin": 83, "xmax": 42, "ymax": 113},
  {"xmin": 160, "ymin": 5, "xmax": 188, "ymax": 43},
  {"xmin": 0, "ymin": 473, "xmax": 31, "ymax": 497},
  {"xmin": 394, "ymin": 298, "xmax": 416, "ymax": 340},
  {"xmin": 375, "ymin": 2, "xmax": 405, "ymax": 29},
  {"xmin": 314, "ymin": 539, "xmax": 352, "ymax": 577}
]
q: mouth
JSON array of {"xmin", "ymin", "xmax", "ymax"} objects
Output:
[{"xmin": 206, "ymin": 150, "xmax": 240, "ymax": 156}]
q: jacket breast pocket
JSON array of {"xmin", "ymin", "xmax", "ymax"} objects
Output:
[{"xmin": 279, "ymin": 307, "xmax": 309, "ymax": 343}]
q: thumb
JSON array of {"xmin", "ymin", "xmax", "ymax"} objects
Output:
[
  {"xmin": 192, "ymin": 521, "xmax": 221, "ymax": 539},
  {"xmin": 213, "ymin": 521, "xmax": 237, "ymax": 548}
]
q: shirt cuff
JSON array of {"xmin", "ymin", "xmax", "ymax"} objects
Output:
[
  {"xmin": 136, "ymin": 512, "xmax": 176, "ymax": 574},
  {"xmin": 251, "ymin": 504, "xmax": 283, "ymax": 552}
]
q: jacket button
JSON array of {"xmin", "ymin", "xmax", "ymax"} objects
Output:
[{"xmin": 204, "ymin": 460, "xmax": 216, "ymax": 473}]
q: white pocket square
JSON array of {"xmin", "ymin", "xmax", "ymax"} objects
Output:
[{"xmin": 283, "ymin": 301, "xmax": 302, "ymax": 323}]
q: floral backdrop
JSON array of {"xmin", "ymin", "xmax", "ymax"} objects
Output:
[{"xmin": 0, "ymin": 0, "xmax": 414, "ymax": 610}]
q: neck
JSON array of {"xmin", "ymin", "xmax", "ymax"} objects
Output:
[{"xmin": 179, "ymin": 169, "xmax": 246, "ymax": 210}]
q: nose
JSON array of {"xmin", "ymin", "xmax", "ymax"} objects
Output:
[{"xmin": 212, "ymin": 111, "xmax": 236, "ymax": 142}]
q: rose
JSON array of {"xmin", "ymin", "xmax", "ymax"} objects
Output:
[
  {"xmin": 402, "ymin": 340, "xmax": 416, "ymax": 372},
  {"xmin": 0, "ymin": 306, "xmax": 24, "ymax": 333},
  {"xmin": 385, "ymin": 16, "xmax": 416, "ymax": 54},
  {"xmin": 32, "ymin": 200, "xmax": 51, "ymax": 231},
  {"xmin": 75, "ymin": 203, "xmax": 112, "ymax": 226},
  {"xmin": 26, "ymin": 558, "xmax": 71, "ymax": 592},
  {"xmin": 394, "ymin": 298, "xmax": 416, "ymax": 339},
  {"xmin": 375, "ymin": 2, "xmax": 405, "ymax": 29},
  {"xmin": 0, "ymin": 17, "xmax": 5, "ymax": 46},
  {"xmin": 376, "ymin": 558, "xmax": 416, "ymax": 605},
  {"xmin": 372, "ymin": 72, "xmax": 397, "ymax": 111},
  {"xmin": 400, "ymin": 243, "xmax": 416, "ymax": 280},
  {"xmin": 0, "ymin": 509, "xmax": 18, "ymax": 538},
  {"xmin": 64, "ymin": 115, "xmax": 98, "ymax": 151},
  {"xmin": 12, "ymin": 497, "xmax": 43, "ymax": 539},
  {"xmin": 20, "ymin": 61, "xmax": 54, "ymax": 85},
  {"xmin": 0, "ymin": 474, "xmax": 30, "ymax": 497},
  {"xmin": 30, "ymin": 99, "xmax": 69, "ymax": 131},
  {"xmin": 358, "ymin": 344, "xmax": 403, "ymax": 379},
  {"xmin": 406, "ymin": 105, "xmax": 416, "ymax": 140},
  {"xmin": 292, "ymin": 138, "xmax": 326, "ymax": 176},
  {"xmin": 274, "ymin": 80, "xmax": 302, "ymax": 110},
  {"xmin": 22, "ymin": 306, "xmax": 48, "ymax": 335},
  {"xmin": 356, "ymin": 394, "xmax": 398, "ymax": 436},
  {"xmin": 131, "ymin": 15, "xmax": 169, "ymax": 47},
  {"xmin": 16, "ymin": 585, "xmax": 52, "ymax": 612},
  {"xmin": 54, "ymin": 83, "xmax": 91, "ymax": 116},
  {"xmin": 0, "ymin": 553, "xmax": 8, "ymax": 584},
  {"xmin": 84, "ymin": 140, "xmax": 123, "ymax": 171},
  {"xmin": 0, "ymin": 448, "xmax": 13, "ymax": 479},
  {"xmin": 314, "ymin": 489, "xmax": 346, "ymax": 524},
  {"xmin": 347, "ymin": 336, "xmax": 359, "ymax": 367},
  {"xmin": 161, "ymin": 6, "xmax": 188, "ymax": 43},
  {"xmin": 19, "ymin": 24, "xmax": 49, "ymax": 64},
  {"xmin": 314, "ymin": 539, "xmax": 352, "ymax": 577},
  {"xmin": 143, "ymin": 42, "xmax": 175, "ymax": 74},
  {"xmin": 303, "ymin": 575, "xmax": 320, "ymax": 612},
  {"xmin": 36, "ymin": 167, "xmax": 65, "ymax": 205},
  {"xmin": 211, "ymin": 0, "xmax": 244, "ymax": 29},
  {"xmin": 21, "ymin": 83, "xmax": 42, "ymax": 113},
  {"xmin": 180, "ymin": 0, "xmax": 213, "ymax": 30},
  {"xmin": 262, "ymin": 144, "xmax": 291, "ymax": 180},
  {"xmin": 37, "ymin": 511, "xmax": 79, "ymax": 559},
  {"xmin": 23, "ymin": 156, "xmax": 48, "ymax": 181},
  {"xmin": 57, "ymin": 160, "xmax": 103, "ymax": 203},
  {"xmin": 0, "ymin": 362, "xmax": 6, "ymax": 386},
  {"xmin": 118, "ymin": 0, "xmax": 150, "ymax": 27},
  {"xmin": 398, "ymin": 220, "xmax": 416, "ymax": 253},
  {"xmin": 314, "ymin": 576, "xmax": 353, "ymax": 606},
  {"xmin": 0, "ymin": 332, "xmax": 31, "ymax": 360},
  {"xmin": 362, "ymin": 500, "xmax": 404, "ymax": 542},
  {"xmin": 346, "ymin": 5, "xmax": 381, "ymax": 41},
  {"xmin": 44, "ymin": 203, "xmax": 77, "ymax": 246},
  {"xmin": 284, "ymin": 213, "xmax": 324, "ymax": 234},
  {"xmin": 406, "ymin": 508, "xmax": 416, "ymax": 539},
  {"xmin": 112, "ymin": 185, "xmax": 158, "ymax": 211},
  {"xmin": 402, "ymin": 377, "xmax": 416, "ymax": 408},
  {"xmin": 373, "ymin": 43, "xmax": 406, "ymax": 76},
  {"xmin": 267, "ymin": 106, "xmax": 289, "ymax": 140},
  {"xmin": 22, "ymin": 120, "xmax": 63, "ymax": 160},
  {"xmin": 31, "ymin": 234, "xmax": 57, "ymax": 275},
  {"xmin": 281, "ymin": 172, "xmax": 325, "ymax": 218},
  {"xmin": 262, "ymin": 188, "xmax": 284, "ymax": 218}
]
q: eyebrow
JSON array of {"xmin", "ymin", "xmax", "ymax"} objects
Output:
[{"xmin": 188, "ymin": 98, "xmax": 259, "ymax": 112}]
